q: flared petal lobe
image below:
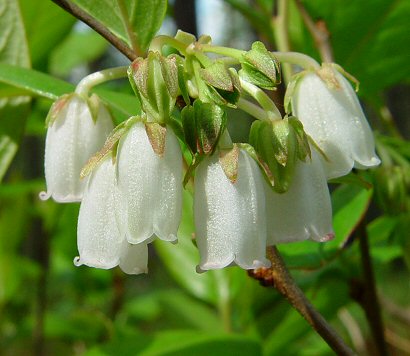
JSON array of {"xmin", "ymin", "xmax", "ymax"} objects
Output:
[
  {"xmin": 42, "ymin": 95, "xmax": 113, "ymax": 202},
  {"xmin": 194, "ymin": 150, "xmax": 270, "ymax": 271},
  {"xmin": 116, "ymin": 122, "xmax": 182, "ymax": 244},
  {"xmin": 266, "ymin": 150, "xmax": 334, "ymax": 244},
  {"xmin": 75, "ymin": 157, "xmax": 148, "ymax": 274},
  {"xmin": 292, "ymin": 68, "xmax": 380, "ymax": 179}
]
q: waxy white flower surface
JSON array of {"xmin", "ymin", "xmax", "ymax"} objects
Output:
[
  {"xmin": 41, "ymin": 95, "xmax": 113, "ymax": 202},
  {"xmin": 292, "ymin": 67, "xmax": 380, "ymax": 179},
  {"xmin": 75, "ymin": 157, "xmax": 148, "ymax": 274},
  {"xmin": 194, "ymin": 150, "xmax": 270, "ymax": 271},
  {"xmin": 266, "ymin": 150, "xmax": 334, "ymax": 244},
  {"xmin": 116, "ymin": 122, "xmax": 182, "ymax": 244}
]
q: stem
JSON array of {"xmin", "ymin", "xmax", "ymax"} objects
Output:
[
  {"xmin": 251, "ymin": 246, "xmax": 355, "ymax": 356},
  {"xmin": 116, "ymin": 0, "xmax": 142, "ymax": 56},
  {"xmin": 272, "ymin": 52, "xmax": 320, "ymax": 70},
  {"xmin": 51, "ymin": 0, "xmax": 136, "ymax": 61},
  {"xmin": 357, "ymin": 221, "xmax": 389, "ymax": 356},
  {"xmin": 149, "ymin": 35, "xmax": 188, "ymax": 55},
  {"xmin": 239, "ymin": 78, "xmax": 282, "ymax": 121},
  {"xmin": 294, "ymin": 0, "xmax": 334, "ymax": 63},
  {"xmin": 75, "ymin": 66, "xmax": 128, "ymax": 97},
  {"xmin": 272, "ymin": 0, "xmax": 292, "ymax": 83},
  {"xmin": 201, "ymin": 44, "xmax": 320, "ymax": 71},
  {"xmin": 237, "ymin": 98, "xmax": 269, "ymax": 121}
]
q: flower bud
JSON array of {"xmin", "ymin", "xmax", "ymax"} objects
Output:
[
  {"xmin": 291, "ymin": 64, "xmax": 380, "ymax": 179},
  {"xmin": 41, "ymin": 94, "xmax": 114, "ymax": 202},
  {"xmin": 240, "ymin": 41, "xmax": 281, "ymax": 90},
  {"xmin": 194, "ymin": 149, "xmax": 270, "ymax": 271},
  {"xmin": 128, "ymin": 51, "xmax": 178, "ymax": 124}
]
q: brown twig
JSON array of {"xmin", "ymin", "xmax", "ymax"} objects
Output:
[
  {"xmin": 249, "ymin": 246, "xmax": 355, "ymax": 356},
  {"xmin": 356, "ymin": 221, "xmax": 389, "ymax": 356},
  {"xmin": 51, "ymin": 0, "xmax": 137, "ymax": 61},
  {"xmin": 294, "ymin": 0, "xmax": 333, "ymax": 63}
]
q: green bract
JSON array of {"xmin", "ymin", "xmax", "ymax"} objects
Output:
[
  {"xmin": 240, "ymin": 41, "xmax": 281, "ymax": 90},
  {"xmin": 181, "ymin": 100, "xmax": 227, "ymax": 155},
  {"xmin": 249, "ymin": 117, "xmax": 310, "ymax": 193},
  {"xmin": 128, "ymin": 51, "xmax": 179, "ymax": 124}
]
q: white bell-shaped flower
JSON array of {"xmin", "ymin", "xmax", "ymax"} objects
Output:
[
  {"xmin": 41, "ymin": 94, "xmax": 114, "ymax": 202},
  {"xmin": 116, "ymin": 121, "xmax": 182, "ymax": 244},
  {"xmin": 75, "ymin": 156, "xmax": 148, "ymax": 274},
  {"xmin": 194, "ymin": 149, "xmax": 270, "ymax": 271},
  {"xmin": 266, "ymin": 150, "xmax": 334, "ymax": 244},
  {"xmin": 291, "ymin": 66, "xmax": 380, "ymax": 179}
]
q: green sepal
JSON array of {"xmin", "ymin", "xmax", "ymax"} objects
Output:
[
  {"xmin": 284, "ymin": 71, "xmax": 306, "ymax": 115},
  {"xmin": 288, "ymin": 116, "xmax": 311, "ymax": 161},
  {"xmin": 174, "ymin": 30, "xmax": 196, "ymax": 46},
  {"xmin": 181, "ymin": 104, "xmax": 197, "ymax": 153},
  {"xmin": 219, "ymin": 144, "xmax": 239, "ymax": 183},
  {"xmin": 183, "ymin": 153, "xmax": 204, "ymax": 187},
  {"xmin": 197, "ymin": 34, "xmax": 212, "ymax": 45},
  {"xmin": 194, "ymin": 100, "xmax": 227, "ymax": 155},
  {"xmin": 240, "ymin": 41, "xmax": 281, "ymax": 90},
  {"xmin": 181, "ymin": 100, "xmax": 227, "ymax": 155},
  {"xmin": 87, "ymin": 93, "xmax": 102, "ymax": 123},
  {"xmin": 45, "ymin": 93, "xmax": 73, "ymax": 127},
  {"xmin": 200, "ymin": 63, "xmax": 240, "ymax": 107},
  {"xmin": 145, "ymin": 122, "xmax": 167, "ymax": 156},
  {"xmin": 249, "ymin": 118, "xmax": 303, "ymax": 193},
  {"xmin": 175, "ymin": 55, "xmax": 191, "ymax": 105},
  {"xmin": 331, "ymin": 63, "xmax": 360, "ymax": 92},
  {"xmin": 128, "ymin": 51, "xmax": 178, "ymax": 123},
  {"xmin": 80, "ymin": 116, "xmax": 142, "ymax": 178}
]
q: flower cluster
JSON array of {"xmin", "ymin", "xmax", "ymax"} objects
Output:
[{"xmin": 41, "ymin": 32, "xmax": 380, "ymax": 275}]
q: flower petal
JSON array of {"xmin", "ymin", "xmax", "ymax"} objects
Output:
[
  {"xmin": 194, "ymin": 150, "xmax": 270, "ymax": 270},
  {"xmin": 43, "ymin": 95, "xmax": 113, "ymax": 202},
  {"xmin": 117, "ymin": 122, "xmax": 181, "ymax": 244},
  {"xmin": 292, "ymin": 69, "xmax": 380, "ymax": 179},
  {"xmin": 75, "ymin": 157, "xmax": 122, "ymax": 269},
  {"xmin": 119, "ymin": 241, "xmax": 148, "ymax": 275},
  {"xmin": 266, "ymin": 150, "xmax": 334, "ymax": 244}
]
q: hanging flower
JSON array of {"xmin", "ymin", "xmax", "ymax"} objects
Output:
[
  {"xmin": 75, "ymin": 156, "xmax": 148, "ymax": 274},
  {"xmin": 40, "ymin": 94, "xmax": 114, "ymax": 202},
  {"xmin": 194, "ymin": 147, "xmax": 270, "ymax": 271},
  {"xmin": 116, "ymin": 121, "xmax": 183, "ymax": 244},
  {"xmin": 265, "ymin": 150, "xmax": 334, "ymax": 244},
  {"xmin": 291, "ymin": 64, "xmax": 380, "ymax": 179}
]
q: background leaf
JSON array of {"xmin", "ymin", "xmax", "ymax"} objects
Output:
[
  {"xmin": 70, "ymin": 0, "xmax": 167, "ymax": 53},
  {"xmin": 0, "ymin": 0, "xmax": 31, "ymax": 181}
]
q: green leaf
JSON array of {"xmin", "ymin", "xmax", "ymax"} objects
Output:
[
  {"xmin": 0, "ymin": 0, "xmax": 31, "ymax": 181},
  {"xmin": 49, "ymin": 29, "xmax": 108, "ymax": 77},
  {"xmin": 302, "ymin": 0, "xmax": 410, "ymax": 95},
  {"xmin": 0, "ymin": 63, "xmax": 140, "ymax": 117},
  {"xmin": 278, "ymin": 184, "xmax": 373, "ymax": 269},
  {"xmin": 71, "ymin": 0, "xmax": 167, "ymax": 52},
  {"xmin": 139, "ymin": 330, "xmax": 262, "ymax": 356},
  {"xmin": 19, "ymin": 0, "xmax": 75, "ymax": 68}
]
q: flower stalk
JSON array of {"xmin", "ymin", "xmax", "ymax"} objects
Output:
[{"xmin": 249, "ymin": 246, "xmax": 355, "ymax": 356}]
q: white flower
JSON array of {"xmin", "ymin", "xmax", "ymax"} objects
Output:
[
  {"xmin": 116, "ymin": 121, "xmax": 182, "ymax": 244},
  {"xmin": 291, "ymin": 66, "xmax": 380, "ymax": 179},
  {"xmin": 194, "ymin": 149, "xmax": 270, "ymax": 271},
  {"xmin": 41, "ymin": 94, "xmax": 114, "ymax": 202},
  {"xmin": 266, "ymin": 150, "xmax": 334, "ymax": 244},
  {"xmin": 75, "ymin": 157, "xmax": 148, "ymax": 274}
]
